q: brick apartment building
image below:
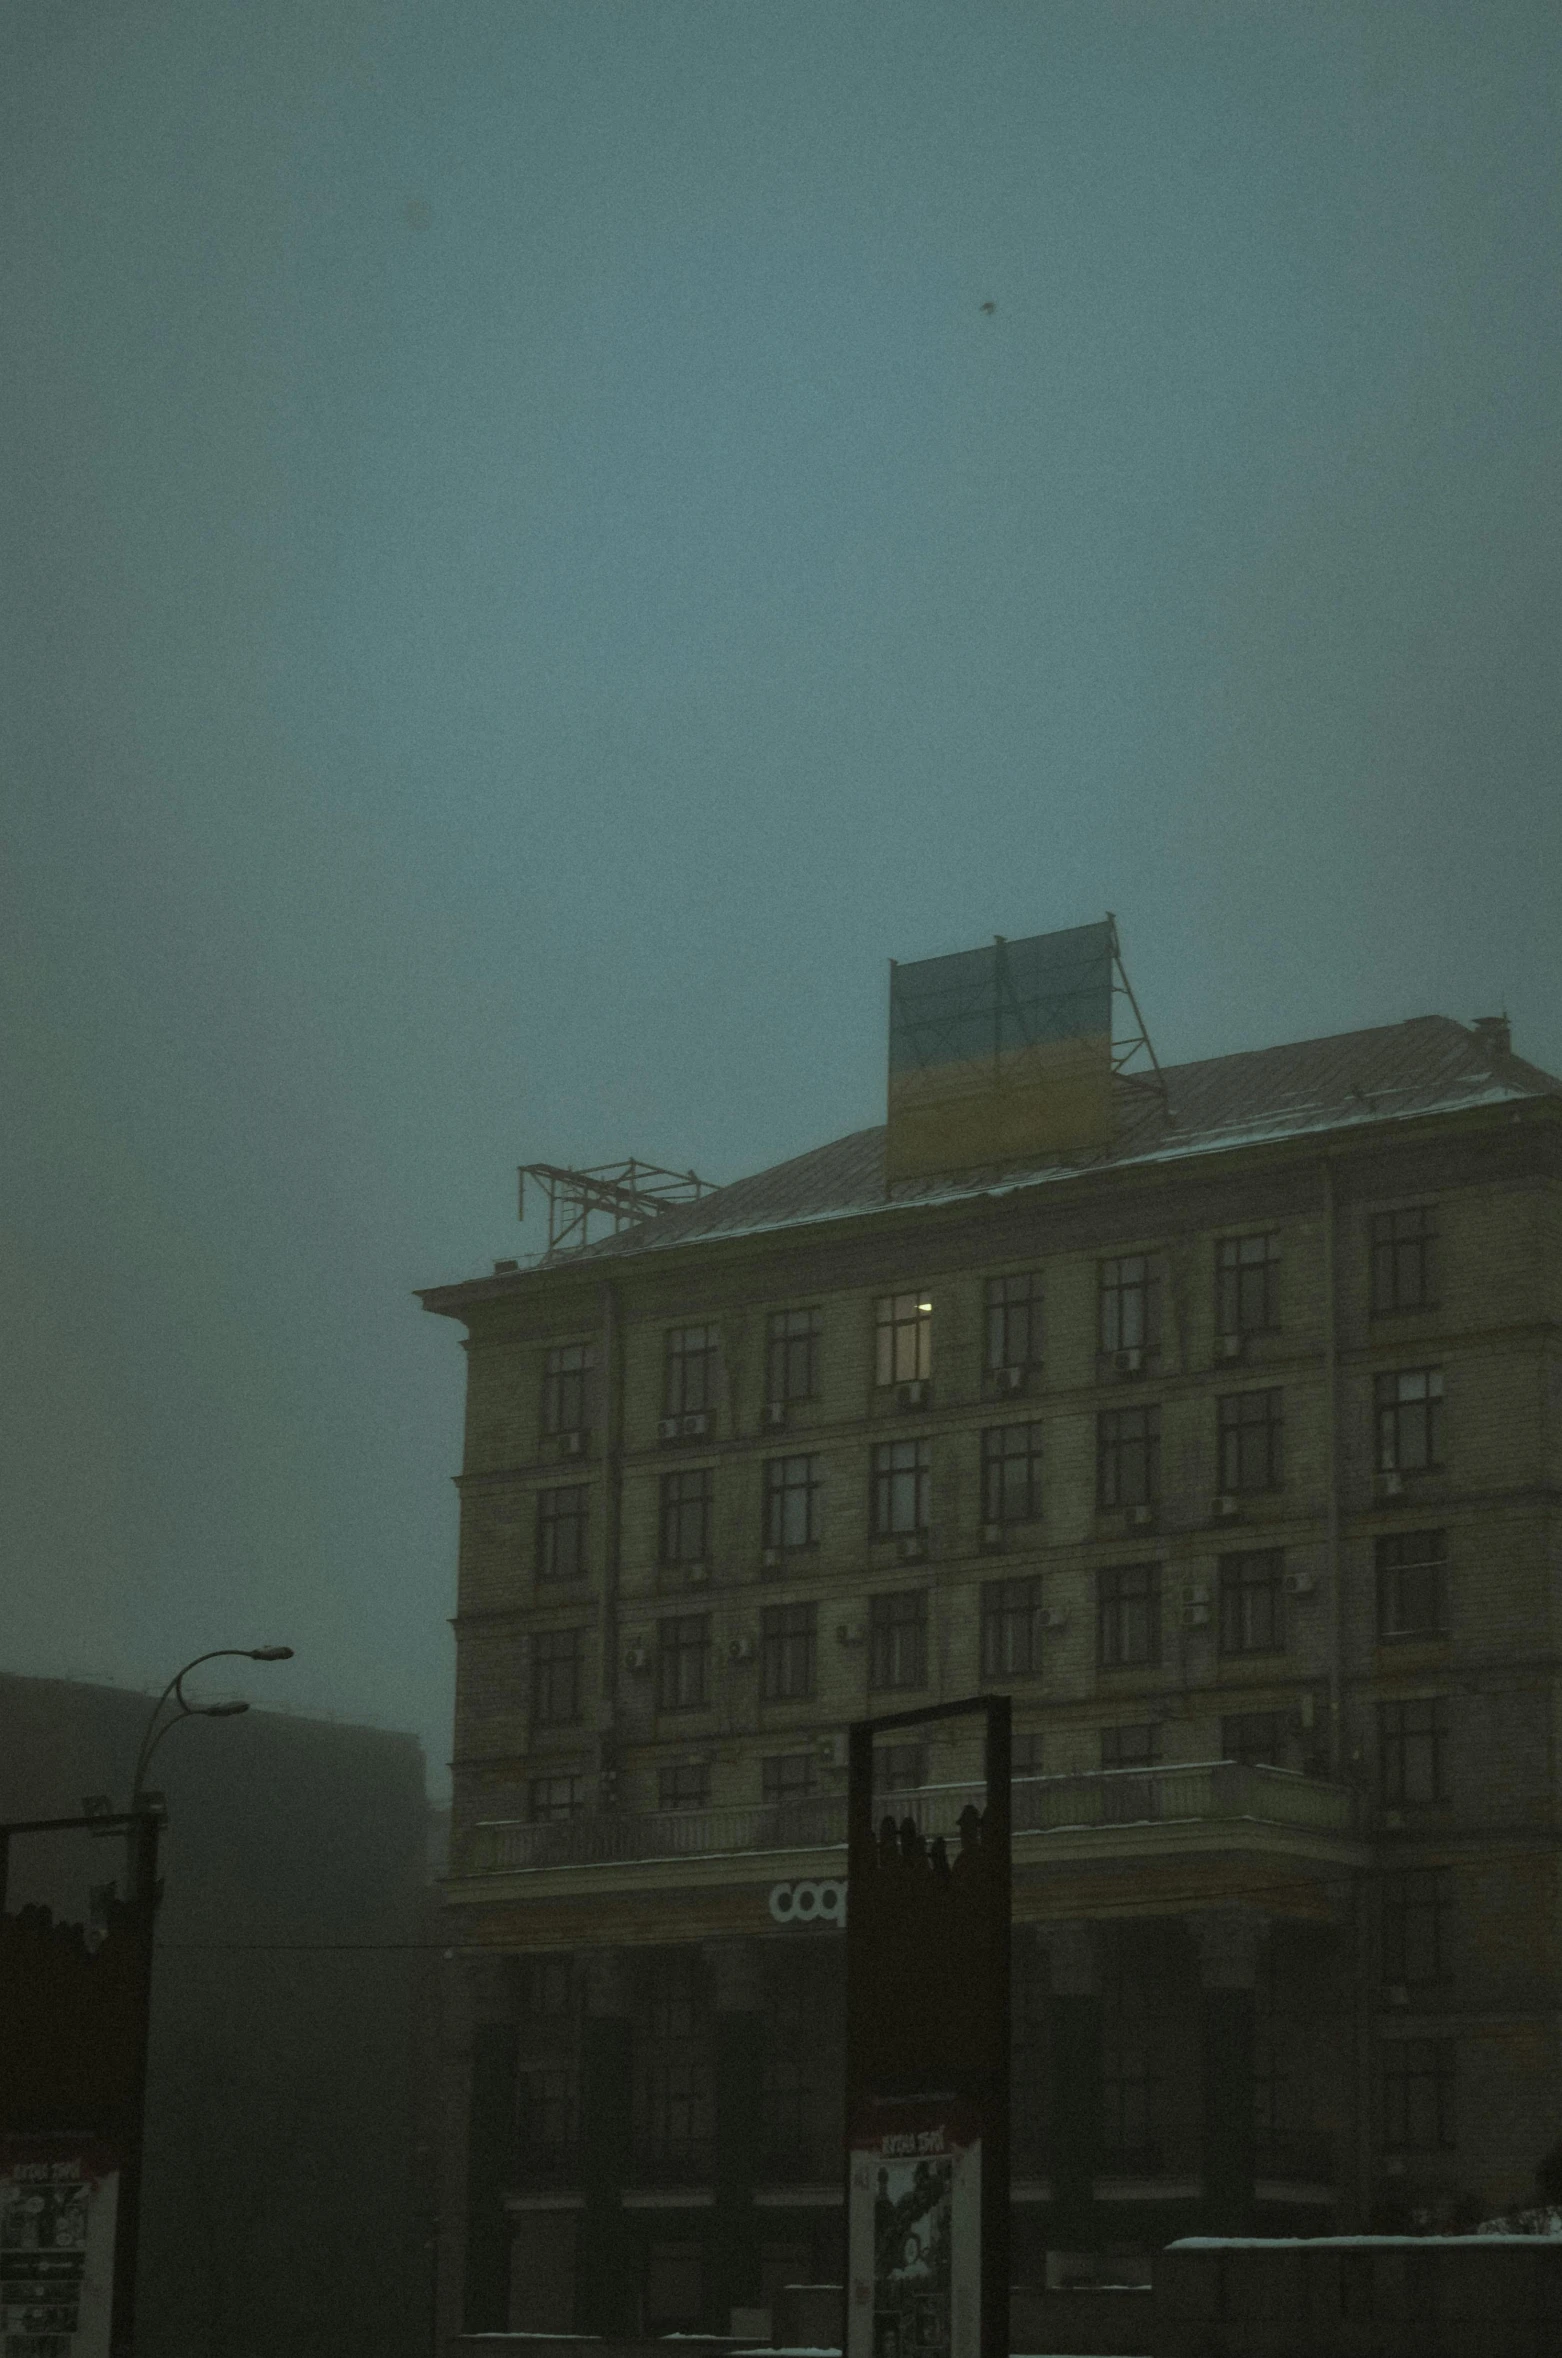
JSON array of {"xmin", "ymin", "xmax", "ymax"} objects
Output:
[{"xmin": 420, "ymin": 931, "xmax": 1562, "ymax": 2343}]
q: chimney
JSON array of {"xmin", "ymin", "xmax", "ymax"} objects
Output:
[{"xmin": 1472, "ymin": 1014, "xmax": 1512, "ymax": 1064}]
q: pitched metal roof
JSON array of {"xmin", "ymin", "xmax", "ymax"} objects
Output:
[{"xmin": 519, "ymin": 1016, "xmax": 1562, "ymax": 1273}]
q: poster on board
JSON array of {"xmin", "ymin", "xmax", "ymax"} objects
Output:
[
  {"xmin": 846, "ymin": 2098, "xmax": 981, "ymax": 2358},
  {"xmin": 0, "ymin": 2140, "xmax": 118, "ymax": 2358}
]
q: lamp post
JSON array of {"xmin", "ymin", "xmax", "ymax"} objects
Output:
[{"xmin": 111, "ymin": 1644, "xmax": 293, "ymax": 2356}]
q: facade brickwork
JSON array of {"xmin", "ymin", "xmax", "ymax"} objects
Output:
[{"xmin": 423, "ymin": 1019, "xmax": 1562, "ymax": 2344}]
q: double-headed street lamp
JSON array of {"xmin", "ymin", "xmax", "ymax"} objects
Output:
[{"xmin": 125, "ymin": 1645, "xmax": 294, "ymax": 1902}]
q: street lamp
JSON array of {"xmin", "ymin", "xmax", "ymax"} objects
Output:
[{"xmin": 127, "ymin": 1647, "xmax": 294, "ymax": 1894}]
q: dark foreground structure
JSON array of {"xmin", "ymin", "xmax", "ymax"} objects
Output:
[
  {"xmin": 420, "ymin": 927, "xmax": 1562, "ymax": 2344},
  {"xmin": 0, "ymin": 1673, "xmax": 438, "ymax": 2358}
]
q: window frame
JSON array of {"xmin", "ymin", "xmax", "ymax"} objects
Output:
[
  {"xmin": 1382, "ymin": 1868, "xmax": 1451, "ymax": 1988},
  {"xmin": 656, "ymin": 1613, "xmax": 713, "ymax": 1713},
  {"xmin": 1220, "ymin": 1710, "xmax": 1290, "ymax": 1767},
  {"xmin": 874, "ymin": 1291, "xmax": 932, "ymax": 1388},
  {"xmin": 985, "ymin": 1272, "xmax": 1044, "ymax": 1372},
  {"xmin": 868, "ymin": 1588, "xmax": 928, "ymax": 1692},
  {"xmin": 759, "ymin": 1600, "xmax": 817, "ymax": 1703},
  {"xmin": 541, "ymin": 1340, "xmax": 595, "ymax": 1437},
  {"xmin": 1216, "ymin": 1388, "xmax": 1285, "ymax": 1493},
  {"xmin": 528, "ymin": 1772, "xmax": 587, "ymax": 1823},
  {"xmin": 980, "ymin": 1423, "xmax": 1045, "ymax": 1525},
  {"xmin": 659, "ymin": 1466, "xmax": 715, "ymax": 1566},
  {"xmin": 761, "ymin": 1752, "xmax": 817, "ymax": 1806},
  {"xmin": 1371, "ymin": 1205, "xmax": 1439, "ymax": 1316},
  {"xmin": 980, "ymin": 1575, "xmax": 1044, "ymax": 1679},
  {"xmin": 531, "ymin": 1627, "xmax": 585, "ymax": 1728},
  {"xmin": 1376, "ymin": 1530, "xmax": 1450, "ymax": 1639},
  {"xmin": 537, "ymin": 1483, "xmax": 590, "ymax": 1582},
  {"xmin": 1217, "ymin": 1550, "xmax": 1286, "ymax": 1656},
  {"xmin": 1099, "ymin": 1254, "xmax": 1162, "ymax": 1355},
  {"xmin": 766, "ymin": 1308, "xmax": 823, "ymax": 1405},
  {"xmin": 1216, "ymin": 1232, "xmax": 1281, "ymax": 1337},
  {"xmin": 1096, "ymin": 1405, "xmax": 1161, "ymax": 1510},
  {"xmin": 1375, "ymin": 1367, "xmax": 1445, "ymax": 1473},
  {"xmin": 658, "ymin": 1760, "xmax": 711, "ymax": 1812},
  {"xmin": 1381, "ymin": 2038, "xmax": 1456, "ymax": 2153},
  {"xmin": 1379, "ymin": 1696, "xmax": 1450, "ymax": 1804},
  {"xmin": 663, "ymin": 1324, "xmax": 720, "ymax": 1420},
  {"xmin": 870, "ymin": 1438, "xmax": 931, "ymax": 1537},
  {"xmin": 763, "ymin": 1454, "xmax": 823, "ymax": 1553},
  {"xmin": 1097, "ymin": 1561, "xmax": 1162, "ymax": 1669}
]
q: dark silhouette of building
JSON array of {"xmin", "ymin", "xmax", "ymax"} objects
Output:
[{"xmin": 0, "ymin": 1672, "xmax": 438, "ymax": 2358}]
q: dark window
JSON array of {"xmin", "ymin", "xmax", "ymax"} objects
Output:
[
  {"xmin": 541, "ymin": 1341, "xmax": 595, "ymax": 1436},
  {"xmin": 657, "ymin": 1614, "xmax": 711, "ymax": 1712},
  {"xmin": 528, "ymin": 1773, "xmax": 586, "ymax": 1822},
  {"xmin": 1012, "ymin": 1732, "xmax": 1044, "ymax": 1775},
  {"xmin": 1098, "ymin": 1563, "xmax": 1162, "ymax": 1668},
  {"xmin": 760, "ymin": 1601, "xmax": 816, "ymax": 1702},
  {"xmin": 531, "ymin": 1628, "xmax": 584, "ymax": 1727},
  {"xmin": 761, "ymin": 1753, "xmax": 816, "ymax": 1805},
  {"xmin": 869, "ymin": 1590, "xmax": 928, "ymax": 1691},
  {"xmin": 876, "ymin": 1742, "xmax": 927, "ymax": 1793},
  {"xmin": 1221, "ymin": 1711, "xmax": 1290, "ymax": 1767},
  {"xmin": 875, "ymin": 1290, "xmax": 931, "ymax": 1386},
  {"xmin": 660, "ymin": 1468, "xmax": 714, "ymax": 1565},
  {"xmin": 763, "ymin": 1455, "xmax": 823, "ymax": 1551},
  {"xmin": 1382, "ymin": 2039, "xmax": 1455, "ymax": 2152},
  {"xmin": 1097, "ymin": 1405, "xmax": 1161, "ymax": 1509},
  {"xmin": 1217, "ymin": 1233, "xmax": 1281, "ymax": 1335},
  {"xmin": 767, "ymin": 1308, "xmax": 822, "ymax": 1404},
  {"xmin": 1377, "ymin": 1531, "xmax": 1449, "ymax": 1638},
  {"xmin": 636, "ymin": 1956, "xmax": 712, "ymax": 2179},
  {"xmin": 986, "ymin": 1272, "xmax": 1044, "ymax": 1371},
  {"xmin": 981, "ymin": 1423, "xmax": 1044, "ymax": 1524},
  {"xmin": 1375, "ymin": 1368, "xmax": 1444, "ymax": 1472},
  {"xmin": 1218, "ymin": 1550, "xmax": 1285, "ymax": 1655},
  {"xmin": 981, "ymin": 1577, "xmax": 1044, "ymax": 1678},
  {"xmin": 1100, "ymin": 1255, "xmax": 1161, "ymax": 1354},
  {"xmin": 1372, "ymin": 1206, "xmax": 1438, "ymax": 1315},
  {"xmin": 1383, "ymin": 1869, "xmax": 1451, "ymax": 1987},
  {"xmin": 1101, "ymin": 1723, "xmax": 1160, "ymax": 1770},
  {"xmin": 1380, "ymin": 1697, "xmax": 1449, "ymax": 1804},
  {"xmin": 664, "ymin": 1324, "xmax": 719, "ymax": 1419},
  {"xmin": 1101, "ymin": 1952, "xmax": 1160, "ymax": 2171},
  {"xmin": 658, "ymin": 1761, "xmax": 710, "ymax": 1811},
  {"xmin": 516, "ymin": 2064, "xmax": 578, "ymax": 2171},
  {"xmin": 524, "ymin": 1955, "xmax": 577, "ymax": 2016},
  {"xmin": 537, "ymin": 1485, "xmax": 589, "ymax": 1582},
  {"xmin": 1217, "ymin": 1389, "xmax": 1284, "ymax": 1492},
  {"xmin": 871, "ymin": 1439, "xmax": 930, "ymax": 1536}
]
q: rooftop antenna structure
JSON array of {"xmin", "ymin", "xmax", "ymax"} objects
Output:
[
  {"xmin": 1106, "ymin": 912, "xmax": 1169, "ymax": 1117},
  {"xmin": 517, "ymin": 1158, "xmax": 711, "ymax": 1258}
]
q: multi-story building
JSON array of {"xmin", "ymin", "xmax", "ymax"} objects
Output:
[{"xmin": 421, "ymin": 946, "xmax": 1561, "ymax": 2345}]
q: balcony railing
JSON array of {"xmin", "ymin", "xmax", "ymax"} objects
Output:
[{"xmin": 461, "ymin": 1761, "xmax": 1358, "ymax": 1875}]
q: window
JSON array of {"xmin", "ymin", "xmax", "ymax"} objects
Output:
[
  {"xmin": 636, "ymin": 1956, "xmax": 712, "ymax": 2178},
  {"xmin": 763, "ymin": 1455, "xmax": 823, "ymax": 1552},
  {"xmin": 981, "ymin": 1424, "xmax": 1044, "ymax": 1524},
  {"xmin": 524, "ymin": 1955, "xmax": 577, "ymax": 2016},
  {"xmin": 1217, "ymin": 1389, "xmax": 1284, "ymax": 1492},
  {"xmin": 541, "ymin": 1341, "xmax": 595, "ymax": 1436},
  {"xmin": 875, "ymin": 1742, "xmax": 927, "ymax": 1793},
  {"xmin": 1098, "ymin": 1563, "xmax": 1161, "ymax": 1668},
  {"xmin": 660, "ymin": 1468, "xmax": 714, "ymax": 1566},
  {"xmin": 1221, "ymin": 1711, "xmax": 1289, "ymax": 1768},
  {"xmin": 657, "ymin": 1614, "xmax": 711, "ymax": 1712},
  {"xmin": 1218, "ymin": 1550, "xmax": 1285, "ymax": 1655},
  {"xmin": 1377, "ymin": 1531, "xmax": 1449, "ymax": 1639},
  {"xmin": 658, "ymin": 1761, "xmax": 710, "ymax": 1812},
  {"xmin": 875, "ymin": 1290, "xmax": 931, "ymax": 1387},
  {"xmin": 1012, "ymin": 1731, "xmax": 1044, "ymax": 1775},
  {"xmin": 664, "ymin": 1324, "xmax": 719, "ymax": 1419},
  {"xmin": 1101, "ymin": 1723, "xmax": 1160, "ymax": 1770},
  {"xmin": 537, "ymin": 1486, "xmax": 589, "ymax": 1582},
  {"xmin": 1099, "ymin": 1255, "xmax": 1161, "ymax": 1354},
  {"xmin": 1380, "ymin": 1697, "xmax": 1449, "ymax": 1804},
  {"xmin": 1382, "ymin": 1869, "xmax": 1451, "ymax": 1987},
  {"xmin": 767, "ymin": 1308, "xmax": 822, "ymax": 1404},
  {"xmin": 531, "ymin": 1628, "xmax": 584, "ymax": 1727},
  {"xmin": 1382, "ymin": 2039, "xmax": 1455, "ymax": 2152},
  {"xmin": 761, "ymin": 1753, "xmax": 816, "ymax": 1805},
  {"xmin": 1217, "ymin": 1233, "xmax": 1281, "ymax": 1335},
  {"xmin": 516, "ymin": 2065, "xmax": 578, "ymax": 2170},
  {"xmin": 528, "ymin": 1773, "xmax": 586, "ymax": 1822},
  {"xmin": 1376, "ymin": 1368, "xmax": 1444, "ymax": 1472},
  {"xmin": 986, "ymin": 1272, "xmax": 1043, "ymax": 1371},
  {"xmin": 1097, "ymin": 1405, "xmax": 1161, "ymax": 1509},
  {"xmin": 871, "ymin": 1439, "xmax": 930, "ymax": 1537},
  {"xmin": 982, "ymin": 1577, "xmax": 1044, "ymax": 1678},
  {"xmin": 760, "ymin": 1601, "xmax": 816, "ymax": 1702},
  {"xmin": 1372, "ymin": 1206, "xmax": 1438, "ymax": 1315},
  {"xmin": 1101, "ymin": 1950, "xmax": 1160, "ymax": 2171},
  {"xmin": 869, "ymin": 1590, "xmax": 927, "ymax": 1691}
]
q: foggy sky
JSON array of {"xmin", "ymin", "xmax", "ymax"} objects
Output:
[{"xmin": 4, "ymin": 1, "xmax": 1559, "ymax": 1793}]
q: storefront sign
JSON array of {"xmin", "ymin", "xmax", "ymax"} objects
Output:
[
  {"xmin": 767, "ymin": 1877, "xmax": 846, "ymax": 1926},
  {"xmin": 0, "ymin": 2139, "xmax": 119, "ymax": 2358}
]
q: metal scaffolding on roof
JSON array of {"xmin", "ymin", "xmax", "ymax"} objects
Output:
[{"xmin": 517, "ymin": 1158, "xmax": 711, "ymax": 1257}]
